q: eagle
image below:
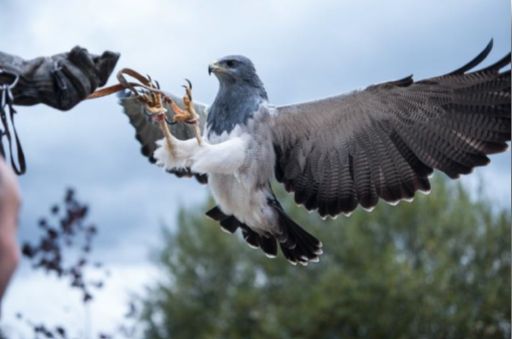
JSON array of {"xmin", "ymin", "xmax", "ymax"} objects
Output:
[{"xmin": 120, "ymin": 40, "xmax": 511, "ymax": 265}]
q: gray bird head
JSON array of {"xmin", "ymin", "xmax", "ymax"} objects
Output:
[
  {"xmin": 208, "ymin": 55, "xmax": 266, "ymax": 95},
  {"xmin": 206, "ymin": 55, "xmax": 268, "ymax": 135}
]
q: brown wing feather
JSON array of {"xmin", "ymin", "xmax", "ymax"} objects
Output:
[{"xmin": 272, "ymin": 41, "xmax": 510, "ymax": 217}]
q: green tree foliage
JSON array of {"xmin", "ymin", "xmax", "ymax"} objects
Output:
[{"xmin": 140, "ymin": 178, "xmax": 510, "ymax": 339}]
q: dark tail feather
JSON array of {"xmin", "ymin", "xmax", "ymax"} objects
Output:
[
  {"xmin": 274, "ymin": 207, "xmax": 323, "ymax": 266},
  {"xmin": 205, "ymin": 206, "xmax": 278, "ymax": 258},
  {"xmin": 206, "ymin": 206, "xmax": 239, "ymax": 233},
  {"xmin": 206, "ymin": 204, "xmax": 321, "ymax": 264},
  {"xmin": 206, "ymin": 206, "xmax": 227, "ymax": 221},
  {"xmin": 241, "ymin": 225, "xmax": 278, "ymax": 258},
  {"xmin": 259, "ymin": 235, "xmax": 278, "ymax": 258}
]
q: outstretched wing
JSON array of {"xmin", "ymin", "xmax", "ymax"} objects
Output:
[
  {"xmin": 271, "ymin": 40, "xmax": 511, "ymax": 218},
  {"xmin": 120, "ymin": 90, "xmax": 208, "ymax": 184}
]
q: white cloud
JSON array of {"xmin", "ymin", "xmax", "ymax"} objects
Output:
[{"xmin": 2, "ymin": 264, "xmax": 160, "ymax": 337}]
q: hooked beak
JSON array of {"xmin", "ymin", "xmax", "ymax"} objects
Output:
[{"xmin": 208, "ymin": 62, "xmax": 222, "ymax": 76}]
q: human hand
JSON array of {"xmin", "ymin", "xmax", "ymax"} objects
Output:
[{"xmin": 0, "ymin": 157, "xmax": 21, "ymax": 308}]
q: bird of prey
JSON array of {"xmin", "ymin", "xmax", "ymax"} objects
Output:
[{"xmin": 120, "ymin": 41, "xmax": 511, "ymax": 265}]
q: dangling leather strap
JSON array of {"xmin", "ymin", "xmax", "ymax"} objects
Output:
[
  {"xmin": 88, "ymin": 68, "xmax": 171, "ymax": 99},
  {"xmin": 0, "ymin": 70, "xmax": 26, "ymax": 175}
]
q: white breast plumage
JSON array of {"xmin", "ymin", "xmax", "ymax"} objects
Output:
[{"xmin": 206, "ymin": 123, "xmax": 247, "ymax": 144}]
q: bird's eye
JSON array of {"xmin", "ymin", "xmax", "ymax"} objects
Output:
[{"xmin": 225, "ymin": 60, "xmax": 236, "ymax": 68}]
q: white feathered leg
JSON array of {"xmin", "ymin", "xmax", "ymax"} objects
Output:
[{"xmin": 153, "ymin": 136, "xmax": 248, "ymax": 175}]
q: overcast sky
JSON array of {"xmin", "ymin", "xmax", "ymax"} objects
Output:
[{"xmin": 0, "ymin": 0, "xmax": 510, "ymax": 336}]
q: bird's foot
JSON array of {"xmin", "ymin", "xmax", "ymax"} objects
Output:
[
  {"xmin": 170, "ymin": 79, "xmax": 199, "ymax": 124},
  {"xmin": 140, "ymin": 77, "xmax": 168, "ymax": 120}
]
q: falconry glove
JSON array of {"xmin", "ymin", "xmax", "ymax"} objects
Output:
[
  {"xmin": 0, "ymin": 47, "xmax": 119, "ymax": 174},
  {"xmin": 0, "ymin": 46, "xmax": 119, "ymax": 111}
]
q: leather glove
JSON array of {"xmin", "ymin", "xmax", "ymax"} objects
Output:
[{"xmin": 0, "ymin": 46, "xmax": 119, "ymax": 111}]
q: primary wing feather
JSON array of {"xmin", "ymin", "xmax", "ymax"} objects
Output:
[
  {"xmin": 272, "ymin": 40, "xmax": 511, "ymax": 217},
  {"xmin": 120, "ymin": 90, "xmax": 208, "ymax": 184}
]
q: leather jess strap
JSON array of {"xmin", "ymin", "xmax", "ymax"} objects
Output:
[
  {"xmin": 0, "ymin": 69, "xmax": 26, "ymax": 175},
  {"xmin": 88, "ymin": 68, "xmax": 172, "ymax": 100}
]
